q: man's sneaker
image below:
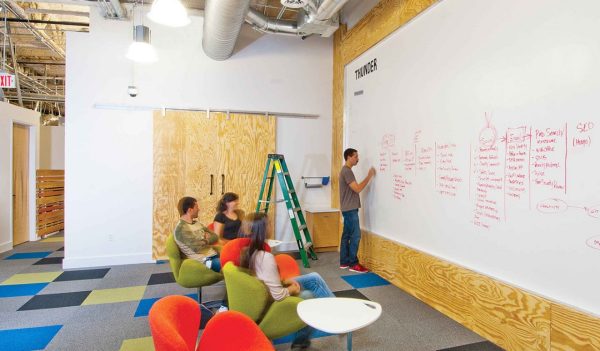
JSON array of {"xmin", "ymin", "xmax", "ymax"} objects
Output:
[
  {"xmin": 216, "ymin": 305, "xmax": 229, "ymax": 314},
  {"xmin": 349, "ymin": 264, "xmax": 369, "ymax": 273},
  {"xmin": 339, "ymin": 264, "xmax": 350, "ymax": 269}
]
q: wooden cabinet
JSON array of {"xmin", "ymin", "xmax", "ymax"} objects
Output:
[
  {"xmin": 153, "ymin": 111, "xmax": 276, "ymax": 259},
  {"xmin": 305, "ymin": 209, "xmax": 340, "ymax": 252}
]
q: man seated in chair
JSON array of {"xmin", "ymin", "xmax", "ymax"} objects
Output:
[{"xmin": 175, "ymin": 196, "xmax": 221, "ymax": 272}]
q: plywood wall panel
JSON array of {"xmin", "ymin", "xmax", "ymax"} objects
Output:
[
  {"xmin": 551, "ymin": 304, "xmax": 600, "ymax": 351},
  {"xmin": 153, "ymin": 111, "xmax": 187, "ymax": 259}
]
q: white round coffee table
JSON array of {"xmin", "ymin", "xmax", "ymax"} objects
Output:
[{"xmin": 296, "ymin": 297, "xmax": 382, "ymax": 351}]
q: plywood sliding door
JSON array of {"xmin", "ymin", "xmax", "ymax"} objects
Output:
[
  {"xmin": 153, "ymin": 111, "xmax": 276, "ymax": 259},
  {"xmin": 153, "ymin": 111, "xmax": 218, "ymax": 258},
  {"xmin": 215, "ymin": 112, "xmax": 277, "ymax": 237},
  {"xmin": 13, "ymin": 124, "xmax": 30, "ymax": 245}
]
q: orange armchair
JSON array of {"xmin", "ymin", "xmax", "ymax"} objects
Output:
[
  {"xmin": 198, "ymin": 310, "xmax": 275, "ymax": 351},
  {"xmin": 149, "ymin": 295, "xmax": 274, "ymax": 351},
  {"xmin": 149, "ymin": 295, "xmax": 200, "ymax": 351},
  {"xmin": 220, "ymin": 238, "xmax": 300, "ymax": 279}
]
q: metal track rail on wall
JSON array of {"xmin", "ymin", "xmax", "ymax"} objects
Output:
[{"xmin": 93, "ymin": 104, "xmax": 319, "ymax": 119}]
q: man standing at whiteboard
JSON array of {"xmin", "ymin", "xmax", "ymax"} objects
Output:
[{"xmin": 339, "ymin": 148, "xmax": 376, "ymax": 273}]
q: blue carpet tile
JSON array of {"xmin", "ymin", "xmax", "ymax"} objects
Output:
[
  {"xmin": 147, "ymin": 272, "xmax": 175, "ymax": 285},
  {"xmin": 134, "ymin": 297, "xmax": 161, "ymax": 317},
  {"xmin": 33, "ymin": 257, "xmax": 64, "ymax": 265},
  {"xmin": 0, "ymin": 283, "xmax": 49, "ymax": 298},
  {"xmin": 5, "ymin": 252, "xmax": 52, "ymax": 260},
  {"xmin": 54, "ymin": 268, "xmax": 110, "ymax": 282},
  {"xmin": 0, "ymin": 325, "xmax": 62, "ymax": 351},
  {"xmin": 341, "ymin": 272, "xmax": 391, "ymax": 289},
  {"xmin": 155, "ymin": 260, "xmax": 168, "ymax": 264},
  {"xmin": 18, "ymin": 291, "xmax": 92, "ymax": 311},
  {"xmin": 438, "ymin": 341, "xmax": 504, "ymax": 351},
  {"xmin": 333, "ymin": 289, "xmax": 370, "ymax": 300}
]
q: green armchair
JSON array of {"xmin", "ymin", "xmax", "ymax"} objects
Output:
[
  {"xmin": 166, "ymin": 233, "xmax": 223, "ymax": 303},
  {"xmin": 222, "ymin": 262, "xmax": 306, "ymax": 340}
]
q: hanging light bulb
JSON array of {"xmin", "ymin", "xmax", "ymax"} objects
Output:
[
  {"xmin": 147, "ymin": 0, "xmax": 191, "ymax": 27},
  {"xmin": 126, "ymin": 24, "xmax": 158, "ymax": 63}
]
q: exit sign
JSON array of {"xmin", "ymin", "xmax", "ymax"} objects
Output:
[{"xmin": 0, "ymin": 73, "xmax": 16, "ymax": 88}]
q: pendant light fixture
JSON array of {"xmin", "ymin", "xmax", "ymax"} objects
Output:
[
  {"xmin": 147, "ymin": 0, "xmax": 190, "ymax": 27},
  {"xmin": 126, "ymin": 1, "xmax": 158, "ymax": 63}
]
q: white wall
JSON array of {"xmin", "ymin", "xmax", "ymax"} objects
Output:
[
  {"xmin": 0, "ymin": 102, "xmax": 40, "ymax": 253},
  {"xmin": 65, "ymin": 9, "xmax": 332, "ymax": 268},
  {"xmin": 40, "ymin": 126, "xmax": 65, "ymax": 170}
]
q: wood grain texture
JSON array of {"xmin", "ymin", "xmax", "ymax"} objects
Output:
[
  {"xmin": 551, "ymin": 304, "xmax": 600, "ymax": 351},
  {"xmin": 13, "ymin": 125, "xmax": 30, "ymax": 245},
  {"xmin": 36, "ymin": 169, "xmax": 64, "ymax": 237},
  {"xmin": 153, "ymin": 111, "xmax": 276, "ymax": 259},
  {"xmin": 153, "ymin": 110, "xmax": 189, "ymax": 259}
]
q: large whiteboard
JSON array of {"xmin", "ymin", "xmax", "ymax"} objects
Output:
[{"xmin": 344, "ymin": 0, "xmax": 600, "ymax": 315}]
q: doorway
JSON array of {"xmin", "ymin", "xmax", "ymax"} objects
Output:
[{"xmin": 13, "ymin": 124, "xmax": 30, "ymax": 245}]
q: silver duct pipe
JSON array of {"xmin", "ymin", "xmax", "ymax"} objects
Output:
[
  {"xmin": 202, "ymin": 0, "xmax": 252, "ymax": 61},
  {"xmin": 245, "ymin": 8, "xmax": 299, "ymax": 35},
  {"xmin": 313, "ymin": 0, "xmax": 350, "ymax": 21},
  {"xmin": 245, "ymin": 0, "xmax": 351, "ymax": 36}
]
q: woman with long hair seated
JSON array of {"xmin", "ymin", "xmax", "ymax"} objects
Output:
[
  {"xmin": 240, "ymin": 212, "xmax": 334, "ymax": 350},
  {"xmin": 213, "ymin": 192, "xmax": 244, "ymax": 243}
]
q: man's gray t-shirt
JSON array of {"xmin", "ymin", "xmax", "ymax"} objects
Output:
[{"xmin": 339, "ymin": 165, "xmax": 360, "ymax": 212}]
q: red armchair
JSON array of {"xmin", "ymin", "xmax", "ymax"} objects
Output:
[{"xmin": 149, "ymin": 295, "xmax": 274, "ymax": 351}]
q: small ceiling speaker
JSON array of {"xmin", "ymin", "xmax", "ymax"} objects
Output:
[{"xmin": 280, "ymin": 0, "xmax": 309, "ymax": 9}]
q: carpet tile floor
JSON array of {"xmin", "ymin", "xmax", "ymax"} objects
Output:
[{"xmin": 0, "ymin": 232, "xmax": 504, "ymax": 351}]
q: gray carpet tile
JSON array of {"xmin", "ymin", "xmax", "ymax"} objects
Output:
[
  {"xmin": 0, "ymin": 306, "xmax": 80, "ymax": 330},
  {"xmin": 0, "ymin": 296, "xmax": 31, "ymax": 313},
  {"xmin": 147, "ymin": 272, "xmax": 175, "ymax": 285},
  {"xmin": 33, "ymin": 257, "xmax": 64, "ymax": 265},
  {"xmin": 44, "ymin": 318, "xmax": 150, "ymax": 351},
  {"xmin": 18, "ymin": 291, "xmax": 92, "ymax": 311},
  {"xmin": 18, "ymin": 264, "xmax": 64, "ymax": 274},
  {"xmin": 405, "ymin": 316, "xmax": 486, "ymax": 350},
  {"xmin": 438, "ymin": 341, "xmax": 504, "ymax": 351},
  {"xmin": 333, "ymin": 289, "xmax": 370, "ymax": 300},
  {"xmin": 68, "ymin": 301, "xmax": 141, "ymax": 325},
  {"xmin": 0, "ymin": 241, "xmax": 502, "ymax": 351},
  {"xmin": 55, "ymin": 268, "xmax": 110, "ymax": 282},
  {"xmin": 39, "ymin": 279, "xmax": 103, "ymax": 295},
  {"xmin": 142, "ymin": 283, "xmax": 198, "ymax": 299}
]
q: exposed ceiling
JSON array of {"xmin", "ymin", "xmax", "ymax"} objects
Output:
[{"xmin": 0, "ymin": 0, "xmax": 355, "ymax": 123}]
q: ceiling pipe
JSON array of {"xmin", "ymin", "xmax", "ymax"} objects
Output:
[
  {"xmin": 245, "ymin": 0, "xmax": 350, "ymax": 37},
  {"xmin": 245, "ymin": 8, "xmax": 299, "ymax": 35},
  {"xmin": 4, "ymin": 0, "xmax": 66, "ymax": 58},
  {"xmin": 202, "ymin": 0, "xmax": 252, "ymax": 61}
]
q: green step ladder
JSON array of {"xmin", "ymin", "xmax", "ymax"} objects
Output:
[{"xmin": 256, "ymin": 154, "xmax": 318, "ymax": 268}]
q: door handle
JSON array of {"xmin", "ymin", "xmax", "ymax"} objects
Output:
[
  {"xmin": 210, "ymin": 174, "xmax": 214, "ymax": 195},
  {"xmin": 221, "ymin": 174, "xmax": 225, "ymax": 195}
]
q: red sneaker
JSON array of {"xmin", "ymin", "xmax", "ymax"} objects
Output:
[
  {"xmin": 339, "ymin": 264, "xmax": 349, "ymax": 269},
  {"xmin": 349, "ymin": 264, "xmax": 369, "ymax": 273}
]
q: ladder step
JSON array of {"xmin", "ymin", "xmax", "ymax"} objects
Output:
[
  {"xmin": 283, "ymin": 172, "xmax": 289, "ymax": 176},
  {"xmin": 289, "ymin": 189, "xmax": 296, "ymax": 194},
  {"xmin": 293, "ymin": 207, "xmax": 301, "ymax": 212},
  {"xmin": 259, "ymin": 199, "xmax": 286, "ymax": 203},
  {"xmin": 298, "ymin": 224, "xmax": 307, "ymax": 231}
]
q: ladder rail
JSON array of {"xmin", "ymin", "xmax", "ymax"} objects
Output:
[{"xmin": 255, "ymin": 154, "xmax": 318, "ymax": 268}]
